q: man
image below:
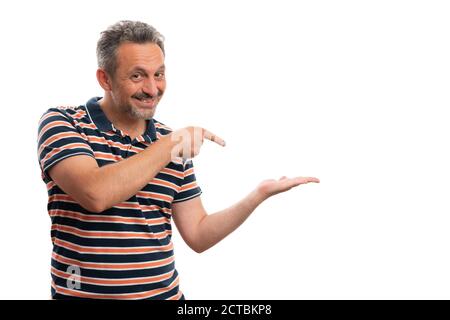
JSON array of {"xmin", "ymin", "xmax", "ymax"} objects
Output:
[{"xmin": 37, "ymin": 20, "xmax": 320, "ymax": 300}]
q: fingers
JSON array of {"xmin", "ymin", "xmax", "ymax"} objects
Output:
[
  {"xmin": 203, "ymin": 129, "xmax": 226, "ymax": 147},
  {"xmin": 283, "ymin": 176, "xmax": 320, "ymax": 189},
  {"xmin": 295, "ymin": 176, "xmax": 320, "ymax": 184}
]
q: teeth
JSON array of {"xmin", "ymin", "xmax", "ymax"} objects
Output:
[{"xmin": 135, "ymin": 98, "xmax": 154, "ymax": 104}]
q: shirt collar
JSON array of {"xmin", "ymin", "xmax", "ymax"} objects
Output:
[{"xmin": 85, "ymin": 97, "xmax": 157, "ymax": 142}]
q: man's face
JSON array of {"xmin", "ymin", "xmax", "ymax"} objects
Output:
[{"xmin": 109, "ymin": 42, "xmax": 166, "ymax": 120}]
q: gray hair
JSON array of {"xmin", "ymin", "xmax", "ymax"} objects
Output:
[{"xmin": 96, "ymin": 20, "xmax": 165, "ymax": 76}]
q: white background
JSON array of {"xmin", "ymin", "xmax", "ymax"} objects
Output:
[{"xmin": 0, "ymin": 0, "xmax": 449, "ymax": 299}]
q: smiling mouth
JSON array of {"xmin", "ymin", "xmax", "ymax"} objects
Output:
[
  {"xmin": 135, "ymin": 97, "xmax": 153, "ymax": 102},
  {"xmin": 133, "ymin": 97, "xmax": 158, "ymax": 107}
]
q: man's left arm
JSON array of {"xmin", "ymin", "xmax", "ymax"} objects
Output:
[{"xmin": 172, "ymin": 176, "xmax": 320, "ymax": 253}]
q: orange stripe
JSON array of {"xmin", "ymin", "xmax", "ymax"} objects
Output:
[
  {"xmin": 71, "ymin": 111, "xmax": 87, "ymax": 119},
  {"xmin": 51, "ymin": 266, "xmax": 174, "ymax": 286},
  {"xmin": 93, "ymin": 152, "xmax": 122, "ymax": 162},
  {"xmin": 49, "ymin": 209, "xmax": 147, "ymax": 225},
  {"xmin": 53, "ymin": 275, "xmax": 179, "ymax": 300},
  {"xmin": 42, "ymin": 142, "xmax": 91, "ymax": 162},
  {"xmin": 39, "ymin": 130, "xmax": 89, "ymax": 153},
  {"xmin": 112, "ymin": 202, "xmax": 141, "ymax": 210},
  {"xmin": 136, "ymin": 191, "xmax": 173, "ymax": 203},
  {"xmin": 140, "ymin": 204, "xmax": 172, "ymax": 215},
  {"xmin": 146, "ymin": 217, "xmax": 171, "ymax": 226},
  {"xmin": 150, "ymin": 178, "xmax": 180, "ymax": 192},
  {"xmin": 184, "ymin": 167, "xmax": 195, "ymax": 176},
  {"xmin": 46, "ymin": 181, "xmax": 57, "ymax": 190},
  {"xmin": 49, "ymin": 208, "xmax": 170, "ymax": 225},
  {"xmin": 167, "ymin": 290, "xmax": 183, "ymax": 300},
  {"xmin": 52, "ymin": 251, "xmax": 174, "ymax": 270},
  {"xmin": 52, "ymin": 224, "xmax": 171, "ymax": 240},
  {"xmin": 49, "ymin": 197, "xmax": 171, "ymax": 220},
  {"xmin": 159, "ymin": 168, "xmax": 184, "ymax": 179},
  {"xmin": 41, "ymin": 143, "xmax": 93, "ymax": 165},
  {"xmin": 38, "ymin": 120, "xmax": 76, "ymax": 141},
  {"xmin": 88, "ymin": 136, "xmax": 130, "ymax": 151},
  {"xmin": 180, "ymin": 181, "xmax": 198, "ymax": 192},
  {"xmin": 77, "ymin": 122, "xmax": 97, "ymax": 130},
  {"xmin": 39, "ymin": 111, "xmax": 64, "ymax": 126},
  {"xmin": 54, "ymin": 238, "xmax": 173, "ymax": 255}
]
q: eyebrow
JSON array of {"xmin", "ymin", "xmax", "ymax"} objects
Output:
[{"xmin": 130, "ymin": 65, "xmax": 165, "ymax": 75}]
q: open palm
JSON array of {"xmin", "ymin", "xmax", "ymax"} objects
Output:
[{"xmin": 257, "ymin": 176, "xmax": 320, "ymax": 199}]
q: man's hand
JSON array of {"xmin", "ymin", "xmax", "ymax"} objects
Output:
[
  {"xmin": 173, "ymin": 175, "xmax": 320, "ymax": 253},
  {"xmin": 170, "ymin": 126, "xmax": 226, "ymax": 160},
  {"xmin": 256, "ymin": 176, "xmax": 320, "ymax": 200}
]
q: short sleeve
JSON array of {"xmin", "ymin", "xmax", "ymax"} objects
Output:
[
  {"xmin": 37, "ymin": 109, "xmax": 95, "ymax": 181},
  {"xmin": 173, "ymin": 159, "xmax": 202, "ymax": 203}
]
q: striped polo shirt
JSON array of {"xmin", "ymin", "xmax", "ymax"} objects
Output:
[{"xmin": 37, "ymin": 97, "xmax": 202, "ymax": 300}]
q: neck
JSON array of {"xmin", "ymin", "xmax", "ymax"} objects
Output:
[{"xmin": 98, "ymin": 94, "xmax": 146, "ymax": 140}]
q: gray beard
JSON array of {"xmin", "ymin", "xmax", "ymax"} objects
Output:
[{"xmin": 128, "ymin": 106, "xmax": 155, "ymax": 120}]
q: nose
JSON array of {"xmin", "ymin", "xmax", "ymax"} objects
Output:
[{"xmin": 142, "ymin": 78, "xmax": 159, "ymax": 97}]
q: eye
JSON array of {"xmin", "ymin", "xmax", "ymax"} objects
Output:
[
  {"xmin": 131, "ymin": 73, "xmax": 143, "ymax": 81},
  {"xmin": 155, "ymin": 72, "xmax": 165, "ymax": 80}
]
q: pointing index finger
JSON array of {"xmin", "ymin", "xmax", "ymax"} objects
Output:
[{"xmin": 203, "ymin": 129, "xmax": 226, "ymax": 147}]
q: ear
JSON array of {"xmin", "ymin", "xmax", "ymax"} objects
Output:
[{"xmin": 96, "ymin": 68, "xmax": 113, "ymax": 91}]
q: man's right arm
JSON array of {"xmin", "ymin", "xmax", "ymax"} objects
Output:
[
  {"xmin": 47, "ymin": 126, "xmax": 225, "ymax": 213},
  {"xmin": 48, "ymin": 134, "xmax": 178, "ymax": 213}
]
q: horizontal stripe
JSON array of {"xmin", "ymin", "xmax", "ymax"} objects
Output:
[
  {"xmin": 159, "ymin": 167, "xmax": 184, "ymax": 179},
  {"xmin": 76, "ymin": 122, "xmax": 97, "ymax": 130},
  {"xmin": 52, "ymin": 275, "xmax": 179, "ymax": 300},
  {"xmin": 167, "ymin": 291, "xmax": 183, "ymax": 300},
  {"xmin": 86, "ymin": 135, "xmax": 145, "ymax": 154},
  {"xmin": 93, "ymin": 151, "xmax": 122, "ymax": 162},
  {"xmin": 42, "ymin": 152, "xmax": 95, "ymax": 177},
  {"xmin": 136, "ymin": 190, "xmax": 173, "ymax": 203},
  {"xmin": 39, "ymin": 120, "xmax": 74, "ymax": 141},
  {"xmin": 39, "ymin": 128, "xmax": 88, "ymax": 151},
  {"xmin": 51, "ymin": 266, "xmax": 175, "ymax": 286},
  {"xmin": 39, "ymin": 111, "xmax": 67, "ymax": 126},
  {"xmin": 49, "ymin": 194, "xmax": 76, "ymax": 203},
  {"xmin": 52, "ymin": 224, "xmax": 171, "ymax": 240},
  {"xmin": 41, "ymin": 142, "xmax": 93, "ymax": 165},
  {"xmin": 46, "ymin": 180, "xmax": 57, "ymax": 190},
  {"xmin": 71, "ymin": 111, "xmax": 88, "ymax": 119},
  {"xmin": 180, "ymin": 181, "xmax": 199, "ymax": 192},
  {"xmin": 49, "ymin": 209, "xmax": 149, "ymax": 225},
  {"xmin": 54, "ymin": 238, "xmax": 174, "ymax": 255},
  {"xmin": 52, "ymin": 252, "xmax": 174, "ymax": 271},
  {"xmin": 49, "ymin": 206, "xmax": 171, "ymax": 225},
  {"xmin": 184, "ymin": 167, "xmax": 195, "ymax": 177},
  {"xmin": 149, "ymin": 178, "xmax": 180, "ymax": 193}
]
